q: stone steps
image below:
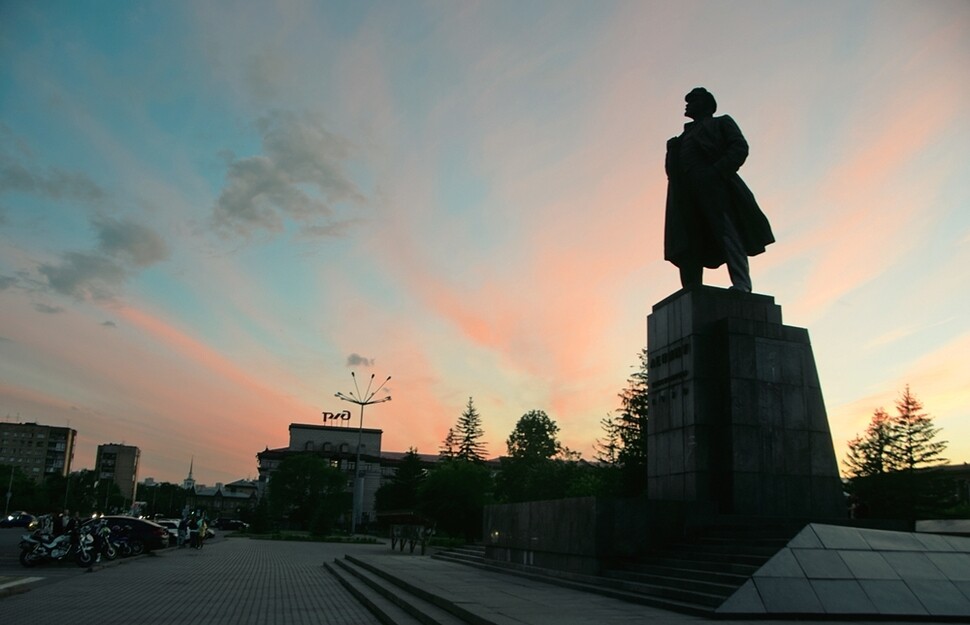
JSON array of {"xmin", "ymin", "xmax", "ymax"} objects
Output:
[
  {"xmin": 353, "ymin": 526, "xmax": 791, "ymax": 618},
  {"xmin": 428, "ymin": 524, "xmax": 790, "ymax": 615},
  {"xmin": 325, "ymin": 556, "xmax": 479, "ymax": 625},
  {"xmin": 593, "ymin": 522, "xmax": 802, "ymax": 612},
  {"xmin": 602, "ymin": 567, "xmax": 742, "ymax": 597},
  {"xmin": 432, "ymin": 544, "xmax": 485, "ymax": 566},
  {"xmin": 433, "ymin": 546, "xmax": 718, "ymax": 616}
]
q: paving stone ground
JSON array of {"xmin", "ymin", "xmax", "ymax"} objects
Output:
[
  {"xmin": 0, "ymin": 538, "xmax": 384, "ymax": 625},
  {"xmin": 0, "ymin": 535, "xmax": 941, "ymax": 625}
]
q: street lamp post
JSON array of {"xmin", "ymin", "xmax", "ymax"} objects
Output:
[
  {"xmin": 4, "ymin": 467, "xmax": 13, "ymax": 515},
  {"xmin": 334, "ymin": 372, "xmax": 391, "ymax": 535}
]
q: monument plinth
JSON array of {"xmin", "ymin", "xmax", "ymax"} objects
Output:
[{"xmin": 646, "ymin": 286, "xmax": 845, "ymax": 518}]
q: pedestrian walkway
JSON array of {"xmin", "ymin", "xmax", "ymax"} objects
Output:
[
  {"xmin": 0, "ymin": 537, "xmax": 936, "ymax": 625},
  {"xmin": 0, "ymin": 538, "xmax": 384, "ymax": 625},
  {"xmin": 338, "ymin": 551, "xmax": 934, "ymax": 625}
]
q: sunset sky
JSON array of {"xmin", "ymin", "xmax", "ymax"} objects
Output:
[{"xmin": 1, "ymin": 1, "xmax": 968, "ymax": 486}]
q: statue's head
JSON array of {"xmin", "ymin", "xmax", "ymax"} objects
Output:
[{"xmin": 685, "ymin": 87, "xmax": 717, "ymax": 120}]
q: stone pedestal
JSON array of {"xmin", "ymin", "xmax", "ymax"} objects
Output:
[{"xmin": 646, "ymin": 286, "xmax": 845, "ymax": 518}]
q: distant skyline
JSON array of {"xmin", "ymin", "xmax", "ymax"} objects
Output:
[{"xmin": 1, "ymin": 1, "xmax": 968, "ymax": 484}]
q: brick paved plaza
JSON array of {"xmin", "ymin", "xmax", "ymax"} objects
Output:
[
  {"xmin": 0, "ymin": 534, "xmax": 939, "ymax": 625},
  {"xmin": 0, "ymin": 537, "xmax": 383, "ymax": 625}
]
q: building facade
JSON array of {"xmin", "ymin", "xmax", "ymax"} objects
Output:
[
  {"xmin": 0, "ymin": 421, "xmax": 76, "ymax": 482},
  {"xmin": 187, "ymin": 480, "xmax": 258, "ymax": 519},
  {"xmin": 257, "ymin": 423, "xmax": 384, "ymax": 525},
  {"xmin": 95, "ymin": 443, "xmax": 141, "ymax": 504}
]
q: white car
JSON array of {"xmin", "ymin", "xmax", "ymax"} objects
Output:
[{"xmin": 155, "ymin": 518, "xmax": 181, "ymax": 546}]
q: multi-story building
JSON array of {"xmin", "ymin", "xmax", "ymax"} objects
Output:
[
  {"xmin": 257, "ymin": 423, "xmax": 385, "ymax": 524},
  {"xmin": 0, "ymin": 421, "xmax": 76, "ymax": 482},
  {"xmin": 95, "ymin": 443, "xmax": 140, "ymax": 504}
]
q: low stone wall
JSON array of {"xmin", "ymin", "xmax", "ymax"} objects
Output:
[{"xmin": 482, "ymin": 496, "xmax": 688, "ymax": 575}]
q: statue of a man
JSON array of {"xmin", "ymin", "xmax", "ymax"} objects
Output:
[{"xmin": 664, "ymin": 87, "xmax": 774, "ymax": 292}]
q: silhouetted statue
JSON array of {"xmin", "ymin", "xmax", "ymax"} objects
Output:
[{"xmin": 664, "ymin": 87, "xmax": 774, "ymax": 292}]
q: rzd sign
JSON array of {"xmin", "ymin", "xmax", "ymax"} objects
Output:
[{"xmin": 322, "ymin": 410, "xmax": 352, "ymax": 422}]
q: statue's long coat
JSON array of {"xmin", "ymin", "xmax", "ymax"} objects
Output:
[{"xmin": 664, "ymin": 115, "xmax": 774, "ymax": 269}]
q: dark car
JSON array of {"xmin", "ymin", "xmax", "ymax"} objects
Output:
[
  {"xmin": 0, "ymin": 511, "xmax": 36, "ymax": 528},
  {"xmin": 213, "ymin": 518, "xmax": 249, "ymax": 531},
  {"xmin": 101, "ymin": 516, "xmax": 170, "ymax": 553}
]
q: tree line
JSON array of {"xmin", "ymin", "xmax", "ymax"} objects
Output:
[
  {"xmin": 260, "ymin": 350, "xmax": 651, "ymax": 539},
  {"xmin": 230, "ymin": 358, "xmax": 964, "ymax": 539},
  {"xmin": 0, "ymin": 468, "xmax": 190, "ymax": 519},
  {"xmin": 842, "ymin": 385, "xmax": 962, "ymax": 520}
]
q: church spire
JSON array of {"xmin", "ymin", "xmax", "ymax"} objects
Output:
[{"xmin": 182, "ymin": 456, "xmax": 196, "ymax": 491}]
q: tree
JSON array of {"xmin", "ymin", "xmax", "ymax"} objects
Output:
[
  {"xmin": 593, "ymin": 415, "xmax": 622, "ymax": 465},
  {"xmin": 375, "ymin": 448, "xmax": 426, "ymax": 513},
  {"xmin": 506, "ymin": 410, "xmax": 561, "ymax": 460},
  {"xmin": 1, "ymin": 465, "xmax": 39, "ymax": 512},
  {"xmin": 845, "ymin": 387, "xmax": 947, "ymax": 479},
  {"xmin": 439, "ymin": 428, "xmax": 457, "ymax": 460},
  {"xmin": 844, "ymin": 408, "xmax": 898, "ymax": 478},
  {"xmin": 893, "ymin": 386, "xmax": 947, "ymax": 470},
  {"xmin": 455, "ymin": 397, "xmax": 488, "ymax": 462},
  {"xmin": 603, "ymin": 349, "xmax": 650, "ymax": 496},
  {"xmin": 417, "ymin": 460, "xmax": 492, "ymax": 541},
  {"xmin": 497, "ymin": 410, "xmax": 568, "ymax": 503},
  {"xmin": 268, "ymin": 454, "xmax": 350, "ymax": 534},
  {"xmin": 844, "ymin": 386, "xmax": 949, "ymax": 520}
]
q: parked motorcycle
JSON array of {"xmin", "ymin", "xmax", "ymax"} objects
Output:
[
  {"xmin": 108, "ymin": 523, "xmax": 143, "ymax": 556},
  {"xmin": 75, "ymin": 519, "xmax": 117, "ymax": 567},
  {"xmin": 109, "ymin": 524, "xmax": 133, "ymax": 558},
  {"xmin": 19, "ymin": 523, "xmax": 78, "ymax": 567}
]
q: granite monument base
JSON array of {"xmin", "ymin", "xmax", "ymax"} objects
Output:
[{"xmin": 647, "ymin": 286, "xmax": 845, "ymax": 518}]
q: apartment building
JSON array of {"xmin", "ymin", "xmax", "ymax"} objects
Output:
[
  {"xmin": 0, "ymin": 421, "xmax": 76, "ymax": 482},
  {"xmin": 95, "ymin": 443, "xmax": 141, "ymax": 503}
]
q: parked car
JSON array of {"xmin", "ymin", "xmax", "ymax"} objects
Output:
[
  {"xmin": 154, "ymin": 518, "xmax": 181, "ymax": 546},
  {"xmin": 101, "ymin": 516, "xmax": 170, "ymax": 553},
  {"xmin": 1, "ymin": 511, "xmax": 36, "ymax": 528},
  {"xmin": 213, "ymin": 518, "xmax": 249, "ymax": 531}
]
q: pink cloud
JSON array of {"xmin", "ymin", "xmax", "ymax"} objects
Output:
[{"xmin": 788, "ymin": 83, "xmax": 961, "ymax": 320}]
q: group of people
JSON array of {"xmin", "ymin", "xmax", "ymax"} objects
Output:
[{"xmin": 177, "ymin": 513, "xmax": 208, "ymax": 549}]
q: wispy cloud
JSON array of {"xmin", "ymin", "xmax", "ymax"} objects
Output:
[
  {"xmin": 212, "ymin": 110, "xmax": 367, "ymax": 239},
  {"xmin": 32, "ymin": 303, "xmax": 64, "ymax": 314},
  {"xmin": 37, "ymin": 216, "xmax": 169, "ymax": 301},
  {"xmin": 0, "ymin": 125, "xmax": 105, "ymax": 203},
  {"xmin": 346, "ymin": 353, "xmax": 375, "ymax": 367},
  {"xmin": 94, "ymin": 216, "xmax": 169, "ymax": 267},
  {"xmin": 39, "ymin": 251, "xmax": 127, "ymax": 300}
]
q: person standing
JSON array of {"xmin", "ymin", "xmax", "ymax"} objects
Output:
[{"xmin": 178, "ymin": 516, "xmax": 188, "ymax": 548}]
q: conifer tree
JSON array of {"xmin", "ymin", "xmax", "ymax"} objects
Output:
[
  {"xmin": 455, "ymin": 396, "xmax": 488, "ymax": 462},
  {"xmin": 611, "ymin": 348, "xmax": 649, "ymax": 495},
  {"xmin": 843, "ymin": 386, "xmax": 949, "ymax": 519},
  {"xmin": 844, "ymin": 408, "xmax": 898, "ymax": 478},
  {"xmin": 844, "ymin": 387, "xmax": 947, "ymax": 479},
  {"xmin": 893, "ymin": 385, "xmax": 947, "ymax": 470},
  {"xmin": 439, "ymin": 427, "xmax": 457, "ymax": 460},
  {"xmin": 594, "ymin": 415, "xmax": 621, "ymax": 464}
]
